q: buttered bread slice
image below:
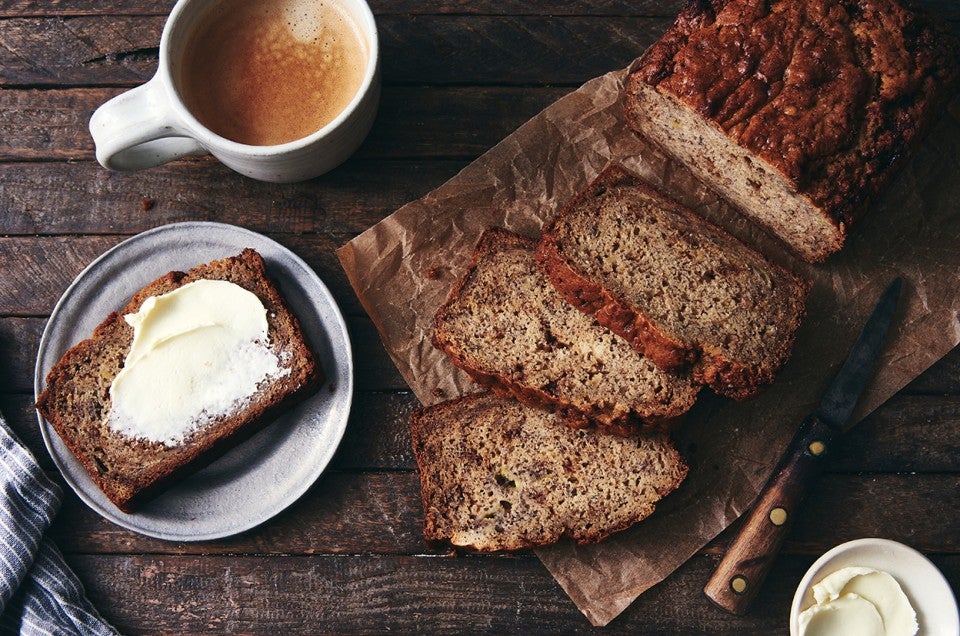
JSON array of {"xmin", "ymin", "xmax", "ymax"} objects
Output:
[
  {"xmin": 410, "ymin": 393, "xmax": 688, "ymax": 552},
  {"xmin": 433, "ymin": 229, "xmax": 699, "ymax": 433},
  {"xmin": 36, "ymin": 249, "xmax": 320, "ymax": 512},
  {"xmin": 538, "ymin": 166, "xmax": 809, "ymax": 400}
]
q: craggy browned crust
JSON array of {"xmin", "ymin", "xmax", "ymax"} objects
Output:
[
  {"xmin": 36, "ymin": 249, "xmax": 321, "ymax": 512},
  {"xmin": 409, "ymin": 393, "xmax": 688, "ymax": 552},
  {"xmin": 626, "ymin": 0, "xmax": 959, "ymax": 261},
  {"xmin": 433, "ymin": 229, "xmax": 699, "ymax": 434},
  {"xmin": 537, "ymin": 166, "xmax": 810, "ymax": 400}
]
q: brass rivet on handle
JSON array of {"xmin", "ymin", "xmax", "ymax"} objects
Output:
[
  {"xmin": 808, "ymin": 440, "xmax": 826, "ymax": 456},
  {"xmin": 730, "ymin": 575, "xmax": 748, "ymax": 595},
  {"xmin": 769, "ymin": 507, "xmax": 788, "ymax": 526}
]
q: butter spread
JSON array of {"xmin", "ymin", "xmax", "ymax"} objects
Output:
[
  {"xmin": 798, "ymin": 567, "xmax": 918, "ymax": 636},
  {"xmin": 107, "ymin": 279, "xmax": 287, "ymax": 445}
]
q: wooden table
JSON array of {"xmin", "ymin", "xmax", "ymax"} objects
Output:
[{"xmin": 2, "ymin": 1, "xmax": 958, "ymax": 632}]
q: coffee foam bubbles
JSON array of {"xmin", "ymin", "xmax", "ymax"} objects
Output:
[{"xmin": 280, "ymin": 0, "xmax": 329, "ymax": 42}]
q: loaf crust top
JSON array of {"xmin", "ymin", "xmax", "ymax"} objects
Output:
[{"xmin": 631, "ymin": 0, "xmax": 958, "ymax": 226}]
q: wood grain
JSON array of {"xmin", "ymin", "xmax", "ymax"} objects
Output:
[
  {"xmin": 2, "ymin": 0, "xmax": 954, "ymax": 20},
  {"xmin": 0, "ymin": 235, "xmax": 364, "ymax": 316},
  {"xmin": 0, "ymin": 17, "xmax": 163, "ymax": 85},
  {"xmin": 902, "ymin": 348, "xmax": 960, "ymax": 394},
  {"xmin": 0, "ymin": 16, "xmax": 674, "ymax": 87},
  {"xmin": 0, "ymin": 87, "xmax": 567, "ymax": 161},
  {"xmin": 0, "ymin": 1, "xmax": 689, "ymax": 18},
  {"xmin": 0, "ymin": 159, "xmax": 463, "ymax": 236},
  {"xmin": 63, "ymin": 552, "xmax": 960, "ymax": 633},
  {"xmin": 38, "ymin": 471, "xmax": 960, "ymax": 556}
]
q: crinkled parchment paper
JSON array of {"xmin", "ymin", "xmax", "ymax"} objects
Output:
[{"xmin": 336, "ymin": 66, "xmax": 960, "ymax": 626}]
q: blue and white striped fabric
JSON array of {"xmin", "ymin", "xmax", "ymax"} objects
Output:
[{"xmin": 0, "ymin": 412, "xmax": 118, "ymax": 635}]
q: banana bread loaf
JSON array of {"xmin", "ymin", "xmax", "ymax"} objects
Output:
[
  {"xmin": 434, "ymin": 229, "xmax": 700, "ymax": 433},
  {"xmin": 410, "ymin": 392, "xmax": 688, "ymax": 552},
  {"xmin": 36, "ymin": 249, "xmax": 321, "ymax": 511},
  {"xmin": 538, "ymin": 166, "xmax": 809, "ymax": 400},
  {"xmin": 625, "ymin": 0, "xmax": 958, "ymax": 262}
]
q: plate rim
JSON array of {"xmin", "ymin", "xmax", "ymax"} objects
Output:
[{"xmin": 33, "ymin": 221, "xmax": 354, "ymax": 541}]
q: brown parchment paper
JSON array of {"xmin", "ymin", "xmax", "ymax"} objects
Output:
[{"xmin": 336, "ymin": 66, "xmax": 960, "ymax": 626}]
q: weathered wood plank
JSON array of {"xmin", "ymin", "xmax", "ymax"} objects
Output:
[
  {"xmin": 837, "ymin": 393, "xmax": 960, "ymax": 472},
  {"xmin": 0, "ymin": 394, "xmax": 45, "ymax": 457},
  {"xmin": 0, "ymin": 158, "xmax": 466, "ymax": 236},
  {"xmin": 1, "ymin": 315, "xmax": 406, "ymax": 395},
  {"xmin": 0, "ymin": 316, "xmax": 42, "ymax": 392},
  {"xmin": 335, "ymin": 390, "xmax": 421, "ymax": 468},
  {"xmin": 1, "ymin": 1, "xmax": 688, "ymax": 18},
  {"xmin": 0, "ymin": 86, "xmax": 566, "ymax": 162},
  {"xmin": 0, "ymin": 16, "xmax": 163, "ymax": 85},
  {"xmin": 0, "ymin": 235, "xmax": 123, "ymax": 315},
  {"xmin": 64, "ymin": 552, "xmax": 960, "ymax": 633},
  {"xmin": 0, "ymin": 234, "xmax": 368, "ymax": 316},
  {"xmin": 50, "ymin": 472, "xmax": 430, "ymax": 556},
  {"xmin": 11, "ymin": 0, "xmax": 960, "ymax": 19},
  {"xmin": 0, "ymin": 16, "xmax": 674, "ymax": 86},
  {"xmin": 38, "ymin": 471, "xmax": 960, "ymax": 555},
  {"xmin": 2, "ymin": 0, "xmax": 955, "ymax": 20},
  {"xmin": 903, "ymin": 344, "xmax": 960, "ymax": 395}
]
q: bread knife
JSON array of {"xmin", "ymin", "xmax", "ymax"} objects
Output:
[{"xmin": 703, "ymin": 277, "xmax": 903, "ymax": 615}]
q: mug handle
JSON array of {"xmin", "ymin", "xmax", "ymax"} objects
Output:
[{"xmin": 89, "ymin": 74, "xmax": 206, "ymax": 171}]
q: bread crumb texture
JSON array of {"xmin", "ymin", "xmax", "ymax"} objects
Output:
[
  {"xmin": 539, "ymin": 166, "xmax": 809, "ymax": 399},
  {"xmin": 410, "ymin": 393, "xmax": 688, "ymax": 552},
  {"xmin": 434, "ymin": 229, "xmax": 699, "ymax": 432}
]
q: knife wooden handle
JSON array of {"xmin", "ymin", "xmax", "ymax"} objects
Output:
[{"xmin": 703, "ymin": 413, "xmax": 837, "ymax": 615}]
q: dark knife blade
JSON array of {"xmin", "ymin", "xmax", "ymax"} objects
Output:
[
  {"xmin": 817, "ymin": 277, "xmax": 903, "ymax": 430},
  {"xmin": 704, "ymin": 277, "xmax": 903, "ymax": 615}
]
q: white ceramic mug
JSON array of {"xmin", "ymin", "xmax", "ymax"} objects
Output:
[{"xmin": 89, "ymin": 0, "xmax": 380, "ymax": 183}]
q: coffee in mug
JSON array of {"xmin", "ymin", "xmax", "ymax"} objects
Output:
[
  {"xmin": 88, "ymin": 0, "xmax": 379, "ymax": 182},
  {"xmin": 180, "ymin": 0, "xmax": 369, "ymax": 146}
]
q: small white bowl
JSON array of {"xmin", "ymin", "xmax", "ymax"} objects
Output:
[{"xmin": 789, "ymin": 538, "xmax": 959, "ymax": 636}]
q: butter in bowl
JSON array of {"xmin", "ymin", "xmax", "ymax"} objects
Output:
[{"xmin": 790, "ymin": 538, "xmax": 959, "ymax": 636}]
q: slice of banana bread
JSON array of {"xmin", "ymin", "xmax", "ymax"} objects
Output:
[
  {"xmin": 624, "ymin": 0, "xmax": 958, "ymax": 262},
  {"xmin": 36, "ymin": 249, "xmax": 321, "ymax": 512},
  {"xmin": 410, "ymin": 392, "xmax": 688, "ymax": 552},
  {"xmin": 433, "ymin": 229, "xmax": 700, "ymax": 434},
  {"xmin": 538, "ymin": 166, "xmax": 809, "ymax": 400}
]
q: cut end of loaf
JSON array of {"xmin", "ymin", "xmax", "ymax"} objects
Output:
[
  {"xmin": 623, "ymin": 0, "xmax": 960, "ymax": 264},
  {"xmin": 624, "ymin": 78, "xmax": 843, "ymax": 263},
  {"xmin": 410, "ymin": 393, "xmax": 688, "ymax": 552}
]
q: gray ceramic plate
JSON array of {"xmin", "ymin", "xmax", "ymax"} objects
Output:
[{"xmin": 34, "ymin": 222, "xmax": 353, "ymax": 541}]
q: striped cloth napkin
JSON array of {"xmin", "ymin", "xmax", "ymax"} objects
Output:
[{"xmin": 0, "ymin": 412, "xmax": 117, "ymax": 635}]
